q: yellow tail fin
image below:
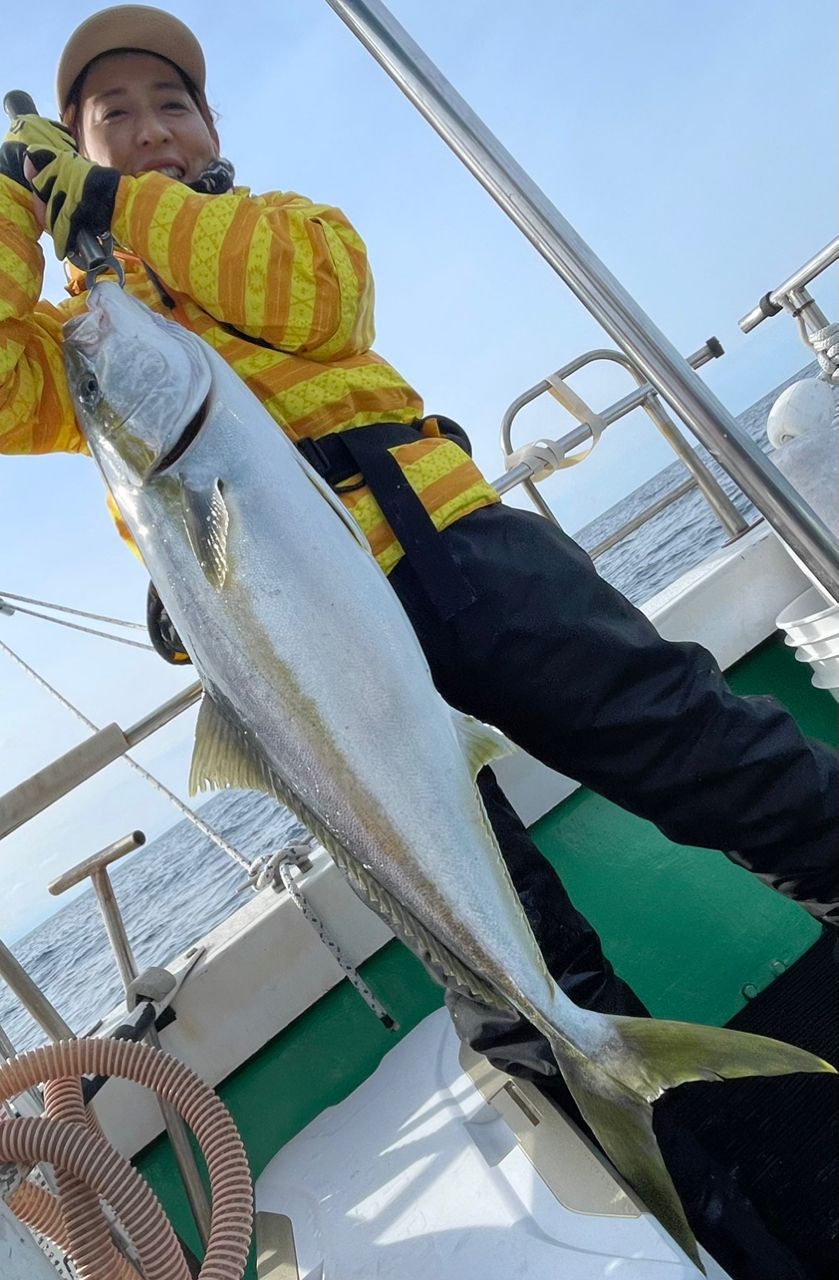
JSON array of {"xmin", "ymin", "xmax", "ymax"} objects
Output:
[{"xmin": 547, "ymin": 1016, "xmax": 835, "ymax": 1272}]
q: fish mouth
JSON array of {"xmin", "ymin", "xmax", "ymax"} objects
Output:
[
  {"xmin": 64, "ymin": 283, "xmax": 122, "ymax": 355},
  {"xmin": 64, "ymin": 308, "xmax": 105, "ymax": 355},
  {"xmin": 146, "ymin": 389, "xmax": 213, "ymax": 478}
]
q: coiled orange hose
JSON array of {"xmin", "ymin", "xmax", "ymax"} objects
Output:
[
  {"xmin": 39, "ymin": 1073, "xmax": 142, "ymax": 1279},
  {"xmin": 9, "ymin": 1179, "xmax": 140, "ymax": 1279},
  {"xmin": 0, "ymin": 1037, "xmax": 253, "ymax": 1280}
]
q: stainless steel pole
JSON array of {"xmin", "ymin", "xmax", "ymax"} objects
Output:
[
  {"xmin": 324, "ymin": 0, "xmax": 839, "ymax": 600},
  {"xmin": 740, "ymin": 238, "xmax": 839, "ymax": 332}
]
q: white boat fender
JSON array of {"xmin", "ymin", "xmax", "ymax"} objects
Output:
[
  {"xmin": 766, "ymin": 377, "xmax": 838, "ymax": 447},
  {"xmin": 766, "ymin": 378, "xmax": 838, "ymax": 537}
]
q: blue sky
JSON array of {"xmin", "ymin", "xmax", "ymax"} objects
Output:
[{"xmin": 0, "ymin": 0, "xmax": 836, "ymax": 940}]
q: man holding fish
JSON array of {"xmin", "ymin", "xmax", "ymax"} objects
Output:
[{"xmin": 0, "ymin": 7, "xmax": 835, "ymax": 1275}]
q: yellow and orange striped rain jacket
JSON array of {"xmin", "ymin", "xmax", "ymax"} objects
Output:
[{"xmin": 0, "ymin": 171, "xmax": 498, "ymax": 572}]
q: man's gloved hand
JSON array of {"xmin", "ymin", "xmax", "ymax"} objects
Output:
[
  {"xmin": 147, "ymin": 582, "xmax": 192, "ymax": 665},
  {"xmin": 13, "ymin": 116, "xmax": 119, "ymax": 261}
]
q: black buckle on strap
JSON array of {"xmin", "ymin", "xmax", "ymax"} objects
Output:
[
  {"xmin": 296, "ymin": 433, "xmax": 364, "ymax": 488},
  {"xmin": 296, "ymin": 434, "xmax": 335, "ymax": 478}
]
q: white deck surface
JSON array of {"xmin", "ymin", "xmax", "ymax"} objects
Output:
[{"xmin": 256, "ymin": 1009, "xmax": 729, "ymax": 1279}]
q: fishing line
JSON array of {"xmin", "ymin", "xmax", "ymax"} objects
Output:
[
  {"xmin": 0, "ymin": 637, "xmax": 251, "ymax": 873},
  {"xmin": 0, "ymin": 600, "xmax": 154, "ymax": 650},
  {"xmin": 0, "ymin": 590, "xmax": 146, "ymax": 629}
]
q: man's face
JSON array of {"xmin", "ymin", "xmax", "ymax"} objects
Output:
[{"xmin": 77, "ymin": 50, "xmax": 218, "ymax": 184}]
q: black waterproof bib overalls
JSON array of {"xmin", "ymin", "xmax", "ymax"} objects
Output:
[{"xmin": 299, "ymin": 418, "xmax": 838, "ymax": 1280}]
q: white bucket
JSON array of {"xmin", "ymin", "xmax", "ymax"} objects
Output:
[
  {"xmin": 794, "ymin": 634, "xmax": 839, "ymax": 662},
  {"xmin": 807, "ymin": 652, "xmax": 839, "ymax": 683},
  {"xmin": 776, "ymin": 586, "xmax": 839, "ymax": 646},
  {"xmin": 810, "ymin": 665, "xmax": 839, "ymax": 701}
]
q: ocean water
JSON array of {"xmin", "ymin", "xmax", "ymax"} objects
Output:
[
  {"xmin": 0, "ymin": 364, "xmax": 818, "ymax": 1054},
  {"xmin": 574, "ymin": 361, "xmax": 819, "ymax": 605}
]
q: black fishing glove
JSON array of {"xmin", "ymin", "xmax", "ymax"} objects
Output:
[{"xmin": 146, "ymin": 582, "xmax": 192, "ymax": 666}]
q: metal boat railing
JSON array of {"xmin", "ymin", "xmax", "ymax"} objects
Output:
[
  {"xmin": 0, "ymin": 663, "xmax": 202, "ymax": 843},
  {"xmin": 48, "ymin": 831, "xmax": 213, "ymax": 1244},
  {"xmin": 740, "ymin": 238, "xmax": 839, "ymax": 385},
  {"xmin": 740, "ymin": 239, "xmax": 839, "ymax": 339},
  {"xmin": 495, "ymin": 341, "xmax": 750, "ymax": 548},
  {"xmin": 323, "ymin": 0, "xmax": 839, "ymax": 603}
]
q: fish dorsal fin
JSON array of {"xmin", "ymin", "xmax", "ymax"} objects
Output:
[
  {"xmin": 181, "ymin": 477, "xmax": 230, "ymax": 590},
  {"xmin": 452, "ymin": 710, "xmax": 513, "ymax": 777},
  {"xmin": 290, "ymin": 441, "xmax": 373, "ymax": 555},
  {"xmin": 189, "ymin": 693, "xmax": 274, "ymax": 796}
]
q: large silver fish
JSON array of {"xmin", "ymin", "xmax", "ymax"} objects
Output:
[{"xmin": 64, "ymin": 283, "xmax": 834, "ymax": 1271}]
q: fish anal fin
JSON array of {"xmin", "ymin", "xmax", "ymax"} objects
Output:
[
  {"xmin": 189, "ymin": 694, "xmax": 274, "ymax": 797},
  {"xmin": 181, "ymin": 477, "xmax": 230, "ymax": 590}
]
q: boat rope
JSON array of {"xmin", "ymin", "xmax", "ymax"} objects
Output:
[
  {"xmin": 0, "ymin": 599, "xmax": 154, "ymax": 650},
  {"xmin": 0, "ymin": 638, "xmax": 251, "ymax": 873},
  {"xmin": 248, "ymin": 845, "xmax": 397, "ymax": 1031},
  {"xmin": 0, "ymin": 590, "xmax": 146, "ymax": 630},
  {"xmin": 808, "ymin": 321, "xmax": 839, "ymax": 384}
]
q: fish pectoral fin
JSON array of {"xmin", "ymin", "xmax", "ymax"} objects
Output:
[
  {"xmin": 181, "ymin": 477, "xmax": 230, "ymax": 590},
  {"xmin": 452, "ymin": 710, "xmax": 513, "ymax": 778},
  {"xmin": 189, "ymin": 694, "xmax": 274, "ymax": 796}
]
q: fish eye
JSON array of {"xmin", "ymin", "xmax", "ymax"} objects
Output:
[{"xmin": 78, "ymin": 373, "xmax": 102, "ymax": 409}]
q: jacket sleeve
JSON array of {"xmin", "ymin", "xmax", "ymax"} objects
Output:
[
  {"xmin": 0, "ymin": 176, "xmax": 86, "ymax": 456},
  {"xmin": 111, "ymin": 175, "xmax": 375, "ymax": 360}
]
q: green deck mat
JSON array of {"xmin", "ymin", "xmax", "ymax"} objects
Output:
[{"xmin": 529, "ymin": 635, "xmax": 834, "ymax": 1025}]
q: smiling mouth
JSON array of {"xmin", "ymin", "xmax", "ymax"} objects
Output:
[{"xmin": 144, "ymin": 164, "xmax": 186, "ymax": 180}]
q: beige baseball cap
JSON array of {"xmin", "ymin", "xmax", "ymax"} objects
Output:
[{"xmin": 56, "ymin": 5, "xmax": 208, "ymax": 118}]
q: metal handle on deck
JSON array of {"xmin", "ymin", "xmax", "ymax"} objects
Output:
[
  {"xmin": 48, "ymin": 831, "xmax": 146, "ymax": 896},
  {"xmin": 48, "ymin": 830, "xmax": 213, "ymax": 1246}
]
